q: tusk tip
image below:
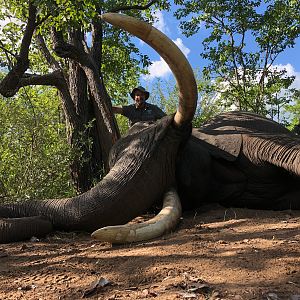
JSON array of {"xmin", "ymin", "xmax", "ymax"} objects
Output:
[
  {"xmin": 91, "ymin": 226, "xmax": 128, "ymax": 243},
  {"xmin": 91, "ymin": 227, "xmax": 109, "ymax": 240}
]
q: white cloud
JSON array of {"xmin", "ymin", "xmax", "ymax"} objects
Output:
[
  {"xmin": 272, "ymin": 63, "xmax": 300, "ymax": 89},
  {"xmin": 145, "ymin": 58, "xmax": 171, "ymax": 79},
  {"xmin": 173, "ymin": 38, "xmax": 191, "ymax": 57},
  {"xmin": 142, "ymin": 38, "xmax": 191, "ymax": 80},
  {"xmin": 152, "ymin": 10, "xmax": 168, "ymax": 34},
  {"xmin": 138, "ymin": 11, "xmax": 168, "ymax": 46}
]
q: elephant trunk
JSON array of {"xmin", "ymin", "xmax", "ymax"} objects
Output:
[
  {"xmin": 0, "ymin": 117, "xmax": 189, "ymax": 242},
  {"xmin": 0, "ymin": 216, "xmax": 53, "ymax": 243},
  {"xmin": 244, "ymin": 133, "xmax": 300, "ymax": 176}
]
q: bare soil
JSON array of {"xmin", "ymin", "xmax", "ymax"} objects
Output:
[{"xmin": 0, "ymin": 205, "xmax": 299, "ymax": 300}]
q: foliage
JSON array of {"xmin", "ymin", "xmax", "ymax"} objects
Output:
[
  {"xmin": 0, "ymin": 85, "xmax": 75, "ymax": 203},
  {"xmin": 0, "ymin": 0, "xmax": 170, "ymax": 100},
  {"xmin": 115, "ymin": 114, "xmax": 129, "ymax": 136},
  {"xmin": 283, "ymin": 89, "xmax": 300, "ymax": 129},
  {"xmin": 150, "ymin": 70, "xmax": 223, "ymax": 127},
  {"xmin": 174, "ymin": 0, "xmax": 300, "ymax": 119}
]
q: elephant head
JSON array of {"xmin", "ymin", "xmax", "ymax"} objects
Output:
[{"xmin": 0, "ymin": 13, "xmax": 197, "ymax": 243}]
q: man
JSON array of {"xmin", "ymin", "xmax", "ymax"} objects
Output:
[{"xmin": 112, "ymin": 86, "xmax": 166, "ymax": 126}]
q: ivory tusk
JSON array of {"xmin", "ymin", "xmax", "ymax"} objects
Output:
[
  {"xmin": 101, "ymin": 13, "xmax": 197, "ymax": 127},
  {"xmin": 91, "ymin": 188, "xmax": 182, "ymax": 243}
]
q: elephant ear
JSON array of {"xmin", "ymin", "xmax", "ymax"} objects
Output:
[
  {"xmin": 192, "ymin": 128, "xmax": 241, "ymax": 161},
  {"xmin": 192, "ymin": 111, "xmax": 293, "ymax": 162},
  {"xmin": 195, "ymin": 111, "xmax": 300, "ymax": 177},
  {"xmin": 210, "ymin": 112, "xmax": 300, "ymax": 177}
]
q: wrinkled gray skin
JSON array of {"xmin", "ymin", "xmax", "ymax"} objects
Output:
[
  {"xmin": 1, "ymin": 111, "xmax": 300, "ymax": 243},
  {"xmin": 0, "ymin": 116, "xmax": 190, "ymax": 242},
  {"xmin": 177, "ymin": 111, "xmax": 300, "ymax": 211}
]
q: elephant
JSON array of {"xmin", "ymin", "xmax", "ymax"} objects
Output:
[{"xmin": 0, "ymin": 14, "xmax": 299, "ymax": 244}]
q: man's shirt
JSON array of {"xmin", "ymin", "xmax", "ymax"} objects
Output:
[{"xmin": 122, "ymin": 103, "xmax": 166, "ymax": 126}]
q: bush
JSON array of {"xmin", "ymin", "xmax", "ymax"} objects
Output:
[{"xmin": 0, "ymin": 86, "xmax": 75, "ymax": 203}]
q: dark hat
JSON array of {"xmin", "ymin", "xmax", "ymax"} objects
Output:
[{"xmin": 130, "ymin": 86, "xmax": 149, "ymax": 100}]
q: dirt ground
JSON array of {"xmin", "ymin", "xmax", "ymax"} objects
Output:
[{"xmin": 0, "ymin": 205, "xmax": 299, "ymax": 300}]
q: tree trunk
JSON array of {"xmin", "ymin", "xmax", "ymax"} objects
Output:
[
  {"xmin": 61, "ymin": 29, "xmax": 120, "ymax": 193},
  {"xmin": 65, "ymin": 61, "xmax": 103, "ymax": 193}
]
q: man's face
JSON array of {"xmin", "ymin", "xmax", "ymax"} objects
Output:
[{"xmin": 134, "ymin": 90, "xmax": 146, "ymax": 108}]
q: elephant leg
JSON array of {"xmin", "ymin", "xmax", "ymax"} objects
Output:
[
  {"xmin": 0, "ymin": 216, "xmax": 53, "ymax": 243},
  {"xmin": 230, "ymin": 153, "xmax": 300, "ymax": 210},
  {"xmin": 270, "ymin": 189, "xmax": 300, "ymax": 210}
]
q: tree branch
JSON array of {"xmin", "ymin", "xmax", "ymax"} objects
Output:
[
  {"xmin": 0, "ymin": 2, "xmax": 37, "ymax": 97},
  {"xmin": 36, "ymin": 34, "xmax": 61, "ymax": 70},
  {"xmin": 18, "ymin": 70, "xmax": 65, "ymax": 88},
  {"xmin": 0, "ymin": 41, "xmax": 15, "ymax": 69},
  {"xmin": 51, "ymin": 27, "xmax": 95, "ymax": 69},
  {"xmin": 19, "ymin": 2, "xmax": 37, "ymax": 61},
  {"xmin": 18, "ymin": 70, "xmax": 80, "ymax": 126},
  {"xmin": 91, "ymin": 19, "xmax": 103, "ymax": 69},
  {"xmin": 0, "ymin": 41, "xmax": 16, "ymax": 58},
  {"xmin": 109, "ymin": 0, "xmax": 159, "ymax": 13},
  {"xmin": 35, "ymin": 13, "xmax": 51, "ymax": 26}
]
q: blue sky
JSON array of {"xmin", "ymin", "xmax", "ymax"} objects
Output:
[{"xmin": 138, "ymin": 9, "xmax": 300, "ymax": 91}]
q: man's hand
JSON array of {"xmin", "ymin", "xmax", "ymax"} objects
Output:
[{"xmin": 112, "ymin": 106, "xmax": 123, "ymax": 114}]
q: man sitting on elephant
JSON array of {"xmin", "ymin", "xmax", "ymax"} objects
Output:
[{"xmin": 112, "ymin": 86, "xmax": 166, "ymax": 126}]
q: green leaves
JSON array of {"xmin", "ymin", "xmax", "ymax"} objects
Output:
[
  {"xmin": 175, "ymin": 0, "xmax": 300, "ymax": 120},
  {"xmin": 0, "ymin": 85, "xmax": 75, "ymax": 202},
  {"xmin": 150, "ymin": 70, "xmax": 223, "ymax": 127}
]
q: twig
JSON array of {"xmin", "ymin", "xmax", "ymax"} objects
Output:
[
  {"xmin": 223, "ymin": 208, "xmax": 237, "ymax": 221},
  {"xmin": 109, "ymin": 0, "xmax": 159, "ymax": 13},
  {"xmin": 0, "ymin": 41, "xmax": 16, "ymax": 58}
]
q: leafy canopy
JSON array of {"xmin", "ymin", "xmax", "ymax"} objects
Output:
[
  {"xmin": 0, "ymin": 0, "xmax": 169, "ymax": 101},
  {"xmin": 174, "ymin": 0, "xmax": 300, "ymax": 118}
]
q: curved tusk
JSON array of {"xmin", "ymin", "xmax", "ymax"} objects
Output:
[
  {"xmin": 91, "ymin": 188, "xmax": 182, "ymax": 243},
  {"xmin": 101, "ymin": 13, "xmax": 197, "ymax": 127}
]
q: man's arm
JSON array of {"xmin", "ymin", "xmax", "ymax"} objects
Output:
[
  {"xmin": 154, "ymin": 105, "xmax": 166, "ymax": 118},
  {"xmin": 112, "ymin": 106, "xmax": 124, "ymax": 114}
]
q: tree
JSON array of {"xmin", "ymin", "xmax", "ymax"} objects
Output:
[
  {"xmin": 283, "ymin": 88, "xmax": 300, "ymax": 131},
  {"xmin": 0, "ymin": 0, "xmax": 169, "ymax": 194},
  {"xmin": 150, "ymin": 69, "xmax": 223, "ymax": 127},
  {"xmin": 174, "ymin": 0, "xmax": 300, "ymax": 118}
]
